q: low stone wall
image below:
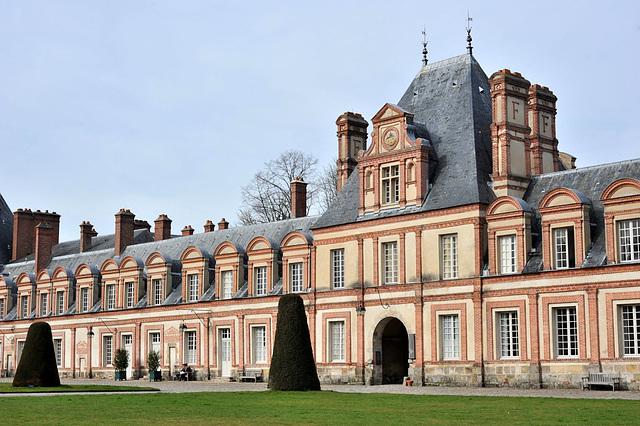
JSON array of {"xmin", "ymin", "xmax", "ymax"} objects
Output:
[{"xmin": 423, "ymin": 364, "xmax": 482, "ymax": 387}]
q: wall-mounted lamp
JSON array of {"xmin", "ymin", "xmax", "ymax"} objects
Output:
[
  {"xmin": 356, "ymin": 302, "xmax": 366, "ymax": 315},
  {"xmin": 179, "ymin": 323, "xmax": 188, "ymax": 332}
]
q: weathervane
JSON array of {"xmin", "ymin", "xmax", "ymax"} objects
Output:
[
  {"xmin": 422, "ymin": 26, "xmax": 428, "ymax": 66},
  {"xmin": 466, "ymin": 11, "xmax": 473, "ymax": 54}
]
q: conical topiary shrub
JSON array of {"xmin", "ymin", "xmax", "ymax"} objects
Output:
[
  {"xmin": 268, "ymin": 294, "xmax": 320, "ymax": 391},
  {"xmin": 13, "ymin": 321, "xmax": 60, "ymax": 387}
]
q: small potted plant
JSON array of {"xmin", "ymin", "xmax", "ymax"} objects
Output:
[
  {"xmin": 147, "ymin": 350, "xmax": 161, "ymax": 381},
  {"xmin": 114, "ymin": 348, "xmax": 129, "ymax": 381}
]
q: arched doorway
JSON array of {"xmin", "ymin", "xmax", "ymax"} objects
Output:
[{"xmin": 372, "ymin": 317, "xmax": 408, "ymax": 384}]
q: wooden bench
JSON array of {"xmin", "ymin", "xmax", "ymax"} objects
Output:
[
  {"xmin": 581, "ymin": 372, "xmax": 620, "ymax": 391},
  {"xmin": 238, "ymin": 369, "xmax": 263, "ymax": 383}
]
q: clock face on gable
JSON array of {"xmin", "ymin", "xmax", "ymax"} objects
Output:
[{"xmin": 383, "ymin": 128, "xmax": 399, "ymax": 150}]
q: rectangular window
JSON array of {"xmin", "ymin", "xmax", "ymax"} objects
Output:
[
  {"xmin": 555, "ymin": 307, "xmax": 578, "ymax": 358},
  {"xmin": 188, "ymin": 274, "xmax": 199, "ymax": 302},
  {"xmin": 54, "ymin": 338, "xmax": 62, "ymax": 367},
  {"xmin": 40, "ymin": 293, "xmax": 48, "ymax": 316},
  {"xmin": 290, "ymin": 262, "xmax": 304, "ymax": 293},
  {"xmin": 0, "ymin": 298, "xmax": 4, "ymax": 318},
  {"xmin": 381, "ymin": 165, "xmax": 400, "ymax": 205},
  {"xmin": 125, "ymin": 282, "xmax": 135, "ymax": 308},
  {"xmin": 382, "ymin": 242, "xmax": 398, "ymax": 284},
  {"xmin": 331, "ymin": 249, "xmax": 345, "ymax": 289},
  {"xmin": 254, "ymin": 267, "xmax": 267, "ymax": 296},
  {"xmin": 252, "ymin": 326, "xmax": 267, "ymax": 364},
  {"xmin": 622, "ymin": 305, "xmax": 640, "ymax": 356},
  {"xmin": 441, "ymin": 234, "xmax": 458, "ymax": 279},
  {"xmin": 150, "ymin": 332, "xmax": 161, "ymax": 355},
  {"xmin": 153, "ymin": 279, "xmax": 163, "ymax": 306},
  {"xmin": 186, "ymin": 331, "xmax": 197, "ymax": 365},
  {"xmin": 106, "ymin": 285, "xmax": 116, "ymax": 310},
  {"xmin": 21, "ymin": 295, "xmax": 29, "ymax": 318},
  {"xmin": 499, "ymin": 235, "xmax": 517, "ymax": 274},
  {"xmin": 619, "ymin": 219, "xmax": 640, "ymax": 262},
  {"xmin": 81, "ymin": 288, "xmax": 89, "ymax": 313},
  {"xmin": 17, "ymin": 340, "xmax": 25, "ymax": 365},
  {"xmin": 103, "ymin": 335, "xmax": 113, "ymax": 366},
  {"xmin": 554, "ymin": 227, "xmax": 575, "ymax": 269},
  {"xmin": 222, "ymin": 271, "xmax": 233, "ymax": 299},
  {"xmin": 56, "ymin": 291, "xmax": 65, "ymax": 315},
  {"xmin": 441, "ymin": 314, "xmax": 460, "ymax": 360},
  {"xmin": 499, "ymin": 311, "xmax": 519, "ymax": 358},
  {"xmin": 329, "ymin": 321, "xmax": 345, "ymax": 362}
]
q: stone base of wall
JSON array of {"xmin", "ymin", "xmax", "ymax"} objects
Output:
[
  {"xmin": 423, "ymin": 364, "xmax": 482, "ymax": 387},
  {"xmin": 317, "ymin": 365, "xmax": 360, "ymax": 384},
  {"xmin": 484, "ymin": 363, "xmax": 541, "ymax": 388},
  {"xmin": 540, "ymin": 363, "xmax": 588, "ymax": 389},
  {"xmin": 602, "ymin": 361, "xmax": 640, "ymax": 391}
]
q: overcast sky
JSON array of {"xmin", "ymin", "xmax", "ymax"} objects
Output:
[{"xmin": 1, "ymin": 1, "xmax": 639, "ymax": 243}]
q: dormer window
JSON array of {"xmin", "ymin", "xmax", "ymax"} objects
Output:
[
  {"xmin": 553, "ymin": 227, "xmax": 575, "ymax": 269},
  {"xmin": 619, "ymin": 219, "xmax": 640, "ymax": 262},
  {"xmin": 381, "ymin": 164, "xmax": 399, "ymax": 205}
]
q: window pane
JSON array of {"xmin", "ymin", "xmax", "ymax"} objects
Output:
[
  {"xmin": 330, "ymin": 321, "xmax": 345, "ymax": 362},
  {"xmin": 441, "ymin": 315, "xmax": 459, "ymax": 360},
  {"xmin": 290, "ymin": 263, "xmax": 304, "ymax": 293},
  {"xmin": 222, "ymin": 271, "xmax": 233, "ymax": 299},
  {"xmin": 442, "ymin": 235, "xmax": 458, "ymax": 279},
  {"xmin": 619, "ymin": 219, "xmax": 640, "ymax": 262},
  {"xmin": 253, "ymin": 326, "xmax": 267, "ymax": 363},
  {"xmin": 331, "ymin": 249, "xmax": 345, "ymax": 289},
  {"xmin": 188, "ymin": 274, "xmax": 199, "ymax": 302},
  {"xmin": 556, "ymin": 307, "xmax": 578, "ymax": 357},
  {"xmin": 254, "ymin": 267, "xmax": 267, "ymax": 296},
  {"xmin": 499, "ymin": 235, "xmax": 517, "ymax": 274},
  {"xmin": 499, "ymin": 311, "xmax": 519, "ymax": 358},
  {"xmin": 383, "ymin": 242, "xmax": 398, "ymax": 284}
]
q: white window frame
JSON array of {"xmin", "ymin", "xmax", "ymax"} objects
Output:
[
  {"xmin": 125, "ymin": 282, "xmax": 135, "ymax": 308},
  {"xmin": 498, "ymin": 311, "xmax": 519, "ymax": 359},
  {"xmin": 382, "ymin": 241, "xmax": 398, "ymax": 284},
  {"xmin": 331, "ymin": 249, "xmax": 345, "ymax": 289},
  {"xmin": 221, "ymin": 271, "xmax": 233, "ymax": 299},
  {"xmin": 251, "ymin": 326, "xmax": 267, "ymax": 364},
  {"xmin": 553, "ymin": 227, "xmax": 575, "ymax": 269},
  {"xmin": 188, "ymin": 274, "xmax": 199, "ymax": 302},
  {"xmin": 254, "ymin": 266, "xmax": 267, "ymax": 296},
  {"xmin": 21, "ymin": 295, "xmax": 29, "ymax": 318},
  {"xmin": 329, "ymin": 320, "xmax": 345, "ymax": 363},
  {"xmin": 0, "ymin": 298, "xmax": 4, "ymax": 318},
  {"xmin": 40, "ymin": 292, "xmax": 48, "ymax": 316},
  {"xmin": 499, "ymin": 235, "xmax": 517, "ymax": 274},
  {"xmin": 153, "ymin": 279, "xmax": 163, "ymax": 306},
  {"xmin": 81, "ymin": 287, "xmax": 89, "ymax": 313},
  {"xmin": 441, "ymin": 234, "xmax": 458, "ymax": 279},
  {"xmin": 103, "ymin": 335, "xmax": 113, "ymax": 366},
  {"xmin": 381, "ymin": 164, "xmax": 400, "ymax": 205},
  {"xmin": 441, "ymin": 314, "xmax": 460, "ymax": 360},
  {"xmin": 53, "ymin": 338, "xmax": 62, "ymax": 367},
  {"xmin": 107, "ymin": 285, "xmax": 116, "ymax": 310},
  {"xmin": 621, "ymin": 304, "xmax": 640, "ymax": 357},
  {"xmin": 185, "ymin": 330, "xmax": 197, "ymax": 365},
  {"xmin": 56, "ymin": 291, "xmax": 64, "ymax": 315},
  {"xmin": 149, "ymin": 331, "xmax": 161, "ymax": 356},
  {"xmin": 290, "ymin": 262, "xmax": 304, "ymax": 293},
  {"xmin": 618, "ymin": 219, "xmax": 640, "ymax": 263},
  {"xmin": 554, "ymin": 306, "xmax": 578, "ymax": 359}
]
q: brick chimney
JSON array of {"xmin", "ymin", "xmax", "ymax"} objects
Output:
[
  {"xmin": 291, "ymin": 177, "xmax": 307, "ymax": 218},
  {"xmin": 134, "ymin": 219, "xmax": 151, "ymax": 231},
  {"xmin": 336, "ymin": 112, "xmax": 368, "ymax": 192},
  {"xmin": 80, "ymin": 221, "xmax": 98, "ymax": 252},
  {"xmin": 204, "ymin": 220, "xmax": 215, "ymax": 233},
  {"xmin": 12, "ymin": 208, "xmax": 60, "ymax": 261},
  {"xmin": 35, "ymin": 222, "xmax": 54, "ymax": 273},
  {"xmin": 218, "ymin": 218, "xmax": 229, "ymax": 230},
  {"xmin": 115, "ymin": 209, "xmax": 135, "ymax": 256},
  {"xmin": 181, "ymin": 225, "xmax": 194, "ymax": 236},
  {"xmin": 154, "ymin": 214, "xmax": 172, "ymax": 241}
]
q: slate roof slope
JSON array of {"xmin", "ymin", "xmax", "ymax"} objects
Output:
[
  {"xmin": 314, "ymin": 53, "xmax": 494, "ymax": 229},
  {"xmin": 522, "ymin": 158, "xmax": 640, "ymax": 270},
  {"xmin": 0, "ymin": 216, "xmax": 318, "ymax": 281},
  {"xmin": 0, "ymin": 194, "xmax": 14, "ymax": 265}
]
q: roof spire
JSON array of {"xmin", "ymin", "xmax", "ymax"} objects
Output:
[
  {"xmin": 422, "ymin": 26, "xmax": 428, "ymax": 66},
  {"xmin": 466, "ymin": 11, "xmax": 473, "ymax": 54}
]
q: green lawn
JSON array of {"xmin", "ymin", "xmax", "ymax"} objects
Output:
[
  {"xmin": 0, "ymin": 391, "xmax": 639, "ymax": 425},
  {"xmin": 0, "ymin": 383, "xmax": 159, "ymax": 393}
]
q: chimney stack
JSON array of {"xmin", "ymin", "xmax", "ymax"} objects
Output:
[
  {"xmin": 204, "ymin": 220, "xmax": 215, "ymax": 233},
  {"xmin": 115, "ymin": 209, "xmax": 135, "ymax": 256},
  {"xmin": 154, "ymin": 214, "xmax": 172, "ymax": 241},
  {"xmin": 134, "ymin": 219, "xmax": 151, "ymax": 231},
  {"xmin": 181, "ymin": 225, "xmax": 194, "ymax": 236},
  {"xmin": 12, "ymin": 208, "xmax": 60, "ymax": 261},
  {"xmin": 291, "ymin": 177, "xmax": 307, "ymax": 218},
  {"xmin": 336, "ymin": 112, "xmax": 368, "ymax": 192},
  {"xmin": 35, "ymin": 222, "xmax": 54, "ymax": 273},
  {"xmin": 80, "ymin": 221, "xmax": 98, "ymax": 252},
  {"xmin": 218, "ymin": 218, "xmax": 229, "ymax": 230}
]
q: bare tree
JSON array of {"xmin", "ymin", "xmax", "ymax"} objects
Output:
[
  {"xmin": 238, "ymin": 150, "xmax": 320, "ymax": 225},
  {"xmin": 317, "ymin": 160, "xmax": 338, "ymax": 212}
]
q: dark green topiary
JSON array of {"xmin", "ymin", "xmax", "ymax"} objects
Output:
[
  {"xmin": 12, "ymin": 322, "xmax": 60, "ymax": 387},
  {"xmin": 268, "ymin": 294, "xmax": 320, "ymax": 391}
]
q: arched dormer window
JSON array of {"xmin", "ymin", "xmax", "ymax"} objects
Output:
[
  {"xmin": 146, "ymin": 252, "xmax": 181, "ymax": 306},
  {"xmin": 75, "ymin": 264, "xmax": 100, "ymax": 314},
  {"xmin": 35, "ymin": 269, "xmax": 53, "ymax": 317},
  {"xmin": 180, "ymin": 247, "xmax": 212, "ymax": 303},
  {"xmin": 0, "ymin": 276, "xmax": 17, "ymax": 319},
  {"xmin": 16, "ymin": 272, "xmax": 36, "ymax": 319},
  {"xmin": 213, "ymin": 241, "xmax": 245, "ymax": 300},
  {"xmin": 51, "ymin": 267, "xmax": 75, "ymax": 316},
  {"xmin": 100, "ymin": 259, "xmax": 120, "ymax": 311},
  {"xmin": 119, "ymin": 256, "xmax": 145, "ymax": 309},
  {"xmin": 281, "ymin": 232, "xmax": 313, "ymax": 294},
  {"xmin": 539, "ymin": 188, "xmax": 592, "ymax": 270},
  {"xmin": 601, "ymin": 178, "xmax": 640, "ymax": 264},
  {"xmin": 246, "ymin": 237, "xmax": 280, "ymax": 297},
  {"xmin": 486, "ymin": 196, "xmax": 533, "ymax": 275}
]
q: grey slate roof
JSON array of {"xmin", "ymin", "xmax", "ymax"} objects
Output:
[
  {"xmin": 313, "ymin": 53, "xmax": 494, "ymax": 229},
  {"xmin": 522, "ymin": 158, "xmax": 640, "ymax": 270},
  {"xmin": 0, "ymin": 194, "xmax": 14, "ymax": 265}
]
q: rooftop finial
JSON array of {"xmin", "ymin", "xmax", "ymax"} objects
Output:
[
  {"xmin": 466, "ymin": 11, "xmax": 473, "ymax": 54},
  {"xmin": 422, "ymin": 26, "xmax": 428, "ymax": 66}
]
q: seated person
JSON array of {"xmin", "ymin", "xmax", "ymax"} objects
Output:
[{"xmin": 179, "ymin": 363, "xmax": 192, "ymax": 381}]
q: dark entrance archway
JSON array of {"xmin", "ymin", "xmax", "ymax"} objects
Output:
[{"xmin": 372, "ymin": 317, "xmax": 409, "ymax": 384}]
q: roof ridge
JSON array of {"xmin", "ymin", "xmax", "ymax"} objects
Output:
[{"xmin": 531, "ymin": 157, "xmax": 640, "ymax": 180}]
